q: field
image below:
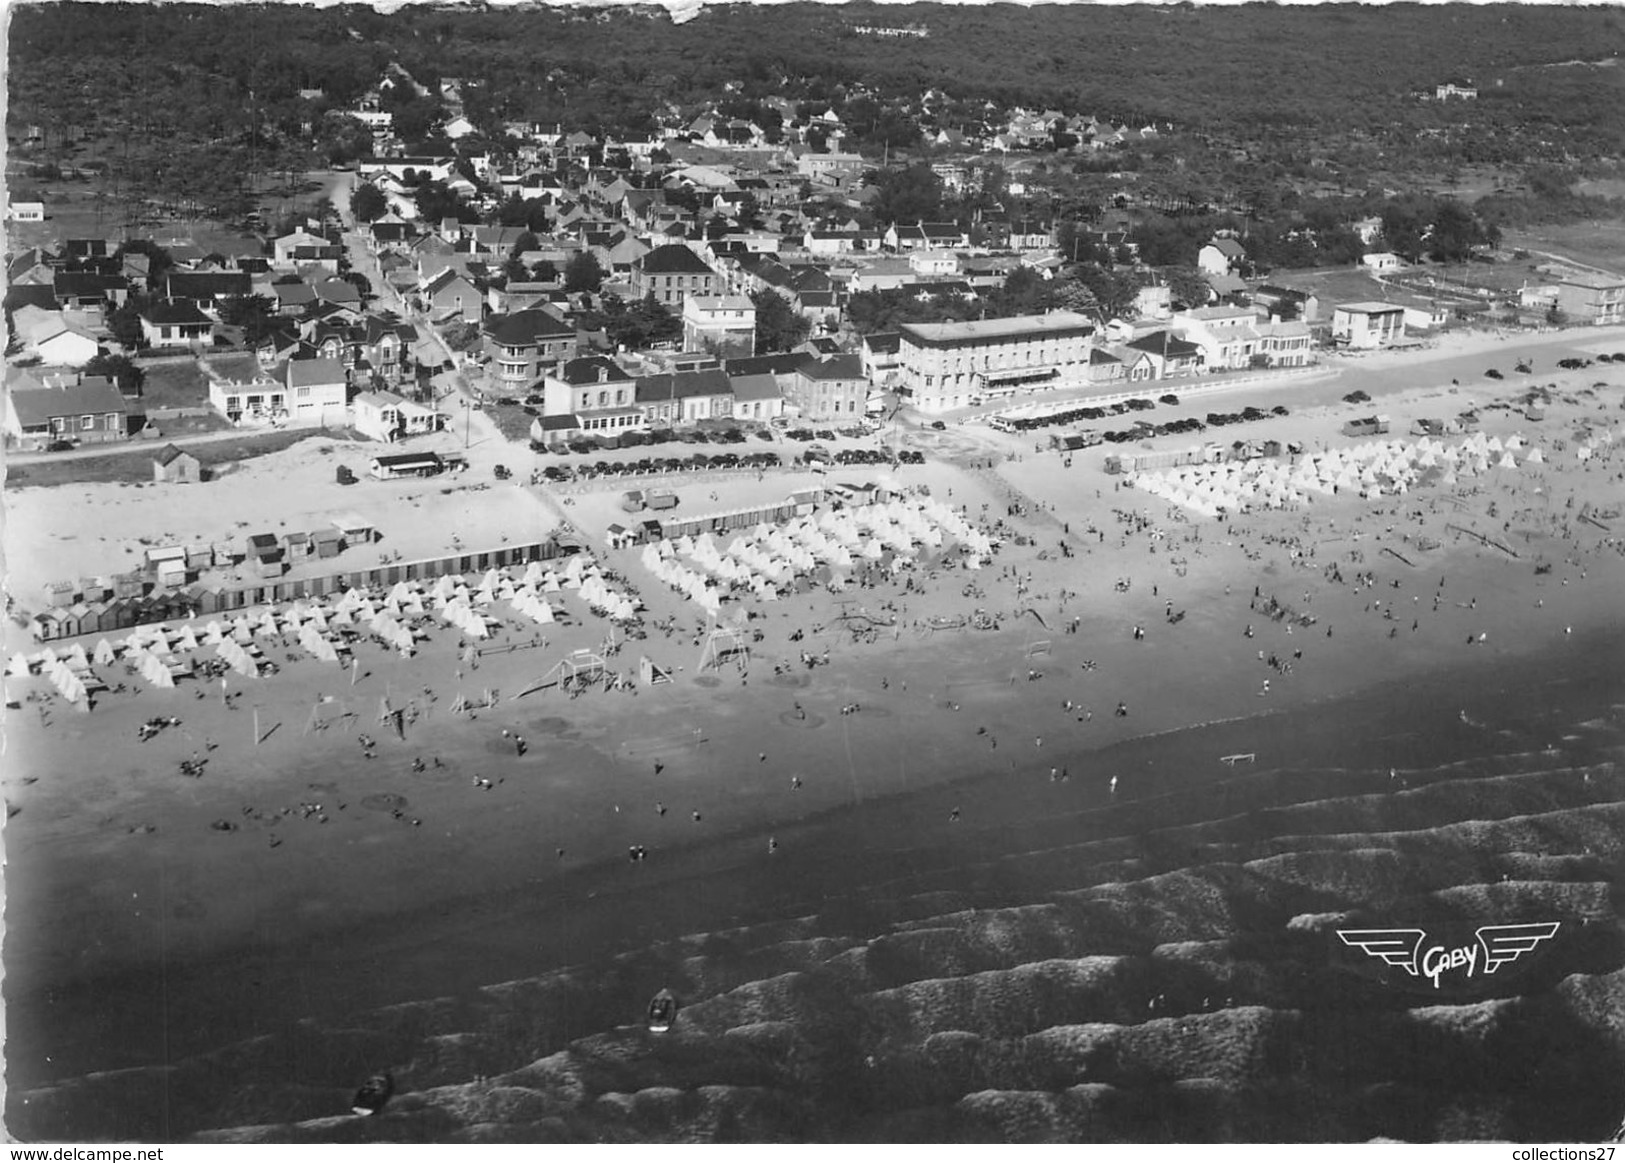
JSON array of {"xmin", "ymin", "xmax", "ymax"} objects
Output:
[
  {"xmin": 4, "ymin": 429, "xmax": 331, "ymax": 490},
  {"xmin": 1504, "ymin": 223, "xmax": 1625, "ymax": 272},
  {"xmin": 2, "ymin": 160, "xmax": 332, "ymax": 252}
]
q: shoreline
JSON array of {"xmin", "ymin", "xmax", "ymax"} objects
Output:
[
  {"xmin": 9, "ymin": 618, "xmax": 1624, "ymax": 1140},
  {"xmin": 6, "ymin": 565, "xmax": 1621, "ymax": 1090}
]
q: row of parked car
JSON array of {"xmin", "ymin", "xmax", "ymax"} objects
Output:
[
  {"xmin": 994, "ymin": 394, "xmax": 1182, "ymax": 434},
  {"xmin": 784, "ymin": 427, "xmax": 878, "ymax": 442},
  {"xmin": 540, "ymin": 451, "xmax": 785, "ymax": 481},
  {"xmin": 1099, "ymin": 403, "xmax": 1288, "ymax": 444},
  {"xmin": 535, "ymin": 443, "xmax": 923, "ymax": 483},
  {"xmin": 533, "ymin": 426, "xmax": 771, "ymax": 456}
]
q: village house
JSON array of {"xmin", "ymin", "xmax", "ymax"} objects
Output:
[
  {"xmin": 1252, "ymin": 284, "xmax": 1321, "ymax": 323},
  {"xmin": 786, "ymin": 354, "xmax": 868, "ymax": 422},
  {"xmin": 352, "ymin": 389, "xmax": 443, "ymax": 443},
  {"xmin": 53, "ymin": 270, "xmax": 128, "ymax": 311},
  {"xmin": 1172, "ymin": 305, "xmax": 1263, "ymax": 371},
  {"xmin": 845, "ymin": 257, "xmax": 918, "ymax": 294},
  {"xmin": 727, "ymin": 371, "xmax": 786, "ymax": 423},
  {"xmin": 4, "ymin": 374, "xmax": 130, "ymax": 449},
  {"xmin": 166, "ymin": 269, "xmax": 252, "ymax": 303},
  {"xmin": 1254, "ymin": 320, "xmax": 1315, "ymax": 366},
  {"xmin": 140, "ymin": 300, "xmax": 214, "ymax": 348},
  {"xmin": 885, "ymin": 222, "xmax": 970, "ymax": 251},
  {"xmin": 1197, "ymin": 237, "xmax": 1248, "ymax": 278},
  {"xmin": 802, "ymin": 229, "xmax": 882, "ymax": 257},
  {"xmin": 1351, "ymin": 217, "xmax": 1384, "ymax": 246},
  {"xmin": 1361, "ymin": 252, "xmax": 1402, "ymax": 274},
  {"xmin": 540, "ymin": 355, "xmax": 642, "ymax": 435},
  {"xmin": 1552, "ymin": 271, "xmax": 1625, "ymax": 325},
  {"xmin": 284, "ymin": 358, "xmax": 350, "ymax": 426},
  {"xmin": 357, "ymin": 316, "xmax": 420, "ymax": 384},
  {"xmin": 1331, "ymin": 301, "xmax": 1407, "ymax": 349},
  {"xmin": 420, "ymin": 268, "xmax": 482, "ymax": 325},
  {"xmin": 10, "ymin": 306, "xmax": 101, "ymax": 366},
  {"xmin": 682, "ymin": 295, "xmax": 757, "ymax": 358},
  {"xmin": 860, "ymin": 331, "xmax": 903, "ymax": 385},
  {"xmin": 630, "ymin": 244, "xmax": 722, "ymax": 309},
  {"xmin": 272, "ymin": 281, "xmax": 318, "ymax": 317},
  {"xmin": 634, "ymin": 367, "xmax": 733, "ymax": 426},
  {"xmin": 7, "ymin": 193, "xmax": 45, "ymax": 222},
  {"xmin": 1122, "ymin": 331, "xmax": 1205, "ymax": 380},
  {"xmin": 483, "ymin": 307, "xmax": 577, "ymax": 392},
  {"xmin": 796, "ymin": 152, "xmax": 866, "ymax": 187},
  {"xmin": 272, "ymin": 230, "xmax": 342, "ymax": 273}
]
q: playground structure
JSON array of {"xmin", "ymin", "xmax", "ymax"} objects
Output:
[
  {"xmin": 638, "ymin": 655, "xmax": 673, "ymax": 685},
  {"xmin": 698, "ymin": 624, "xmax": 750, "ymax": 673},
  {"xmin": 516, "ymin": 647, "xmax": 609, "ymax": 697}
]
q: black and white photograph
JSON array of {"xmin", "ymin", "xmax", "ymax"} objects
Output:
[{"xmin": 4, "ymin": 0, "xmax": 1625, "ymax": 1145}]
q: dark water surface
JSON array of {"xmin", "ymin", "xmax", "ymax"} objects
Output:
[{"xmin": 10, "ymin": 628, "xmax": 1624, "ymax": 1141}]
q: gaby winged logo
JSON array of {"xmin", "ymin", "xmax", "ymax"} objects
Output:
[{"xmin": 1337, "ymin": 923, "xmax": 1561, "ymax": 990}]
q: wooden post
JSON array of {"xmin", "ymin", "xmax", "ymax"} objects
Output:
[{"xmin": 253, "ymin": 706, "xmax": 261, "ymax": 746}]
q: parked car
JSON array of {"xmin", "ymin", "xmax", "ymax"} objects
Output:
[{"xmin": 1485, "ymin": 368, "xmax": 1503, "ymax": 380}]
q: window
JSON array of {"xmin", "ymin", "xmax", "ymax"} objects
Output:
[
  {"xmin": 81, "ymin": 414, "xmax": 95, "ymax": 431},
  {"xmin": 598, "ymin": 390, "xmax": 608, "ymax": 406},
  {"xmin": 105, "ymin": 414, "xmax": 120, "ymax": 431},
  {"xmin": 297, "ymin": 387, "xmax": 311, "ymax": 399}
]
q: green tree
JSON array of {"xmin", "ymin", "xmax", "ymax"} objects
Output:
[
  {"xmin": 218, "ymin": 294, "xmax": 281, "ymax": 345},
  {"xmin": 112, "ymin": 239, "xmax": 173, "ymax": 289},
  {"xmin": 107, "ymin": 294, "xmax": 152, "ymax": 350},
  {"xmin": 351, "ymin": 181, "xmax": 387, "ymax": 222},
  {"xmin": 1163, "ymin": 265, "xmax": 1210, "ymax": 310},
  {"xmin": 869, "ymin": 163, "xmax": 945, "ymax": 228},
  {"xmin": 564, "ymin": 250, "xmax": 605, "ymax": 294},
  {"xmin": 751, "ymin": 288, "xmax": 810, "ymax": 353},
  {"xmin": 1048, "ymin": 277, "xmax": 1101, "ymax": 319},
  {"xmin": 83, "ymin": 352, "xmax": 144, "ymax": 395}
]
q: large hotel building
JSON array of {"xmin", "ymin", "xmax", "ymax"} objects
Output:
[{"xmin": 895, "ymin": 311, "xmax": 1097, "ymax": 412}]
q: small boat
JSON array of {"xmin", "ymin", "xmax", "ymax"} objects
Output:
[
  {"xmin": 647, "ymin": 989, "xmax": 678, "ymax": 1034},
  {"xmin": 352, "ymin": 1072, "xmax": 394, "ymax": 1117},
  {"xmin": 1219, "ymin": 753, "xmax": 1256, "ymax": 766}
]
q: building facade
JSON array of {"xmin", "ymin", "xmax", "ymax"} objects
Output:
[
  {"xmin": 895, "ymin": 311, "xmax": 1096, "ymax": 412},
  {"xmin": 634, "ymin": 368, "xmax": 733, "ymax": 426},
  {"xmin": 483, "ymin": 307, "xmax": 577, "ymax": 392},
  {"xmin": 541, "ymin": 356, "xmax": 643, "ymax": 434},
  {"xmin": 630, "ymin": 245, "xmax": 721, "ymax": 309},
  {"xmin": 1331, "ymin": 302, "xmax": 1406, "ymax": 349},
  {"xmin": 1553, "ymin": 273, "xmax": 1625, "ymax": 326},
  {"xmin": 682, "ymin": 295, "xmax": 757, "ymax": 358},
  {"xmin": 5, "ymin": 377, "xmax": 129, "ymax": 449},
  {"xmin": 787, "ymin": 354, "xmax": 867, "ymax": 422}
]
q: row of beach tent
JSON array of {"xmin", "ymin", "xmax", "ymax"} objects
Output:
[
  {"xmin": 1131, "ymin": 433, "xmax": 1553, "ymax": 518},
  {"xmin": 637, "ymin": 496, "xmax": 997, "ymax": 617}
]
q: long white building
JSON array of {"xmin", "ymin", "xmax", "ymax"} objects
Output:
[{"xmin": 895, "ymin": 311, "xmax": 1097, "ymax": 413}]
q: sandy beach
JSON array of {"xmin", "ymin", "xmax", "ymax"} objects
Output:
[{"xmin": 4, "ymin": 329, "xmax": 1625, "ymax": 1141}]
